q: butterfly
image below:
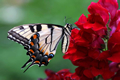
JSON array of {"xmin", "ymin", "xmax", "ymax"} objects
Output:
[{"xmin": 7, "ymin": 23, "xmax": 72, "ymax": 72}]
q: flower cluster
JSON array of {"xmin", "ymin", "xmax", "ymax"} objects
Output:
[
  {"xmin": 38, "ymin": 69, "xmax": 80, "ymax": 80},
  {"xmin": 39, "ymin": 0, "xmax": 120, "ymax": 80}
]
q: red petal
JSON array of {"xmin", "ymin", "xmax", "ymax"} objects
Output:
[
  {"xmin": 80, "ymin": 58, "xmax": 93, "ymax": 68},
  {"xmin": 87, "ymin": 14, "xmax": 105, "ymax": 26},
  {"xmin": 102, "ymin": 68, "xmax": 114, "ymax": 79},
  {"xmin": 83, "ymin": 69, "xmax": 94, "ymax": 78},
  {"xmin": 70, "ymin": 73, "xmax": 80, "ymax": 80},
  {"xmin": 88, "ymin": 49, "xmax": 100, "ymax": 59},
  {"xmin": 91, "ymin": 37, "xmax": 104, "ymax": 49},
  {"xmin": 91, "ymin": 67, "xmax": 103, "ymax": 76},
  {"xmin": 108, "ymin": 32, "xmax": 120, "ymax": 50},
  {"xmin": 63, "ymin": 53, "xmax": 72, "ymax": 59},
  {"xmin": 115, "ymin": 22, "xmax": 120, "ymax": 32},
  {"xmin": 98, "ymin": 50, "xmax": 110, "ymax": 60},
  {"xmin": 75, "ymin": 14, "xmax": 87, "ymax": 29},
  {"xmin": 75, "ymin": 66, "xmax": 85, "ymax": 77},
  {"xmin": 107, "ymin": 52, "xmax": 120, "ymax": 63},
  {"xmin": 71, "ymin": 51, "xmax": 86, "ymax": 61},
  {"xmin": 80, "ymin": 75, "xmax": 93, "ymax": 80}
]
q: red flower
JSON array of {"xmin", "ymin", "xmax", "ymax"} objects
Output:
[
  {"xmin": 75, "ymin": 14, "xmax": 107, "ymax": 38},
  {"xmin": 82, "ymin": 59, "xmax": 114, "ymax": 79},
  {"xmin": 88, "ymin": 2, "xmax": 109, "ymax": 24},
  {"xmin": 38, "ymin": 69, "xmax": 80, "ymax": 80},
  {"xmin": 98, "ymin": 0, "xmax": 118, "ymax": 19},
  {"xmin": 108, "ymin": 22, "xmax": 120, "ymax": 62}
]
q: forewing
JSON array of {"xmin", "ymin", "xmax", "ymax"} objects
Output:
[{"xmin": 7, "ymin": 24, "xmax": 40, "ymax": 48}]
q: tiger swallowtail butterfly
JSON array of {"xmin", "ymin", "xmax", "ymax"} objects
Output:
[{"xmin": 7, "ymin": 23, "xmax": 72, "ymax": 72}]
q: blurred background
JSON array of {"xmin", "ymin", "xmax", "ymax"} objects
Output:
[{"xmin": 0, "ymin": 0, "xmax": 120, "ymax": 80}]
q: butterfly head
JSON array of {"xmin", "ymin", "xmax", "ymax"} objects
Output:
[{"xmin": 64, "ymin": 23, "xmax": 72, "ymax": 35}]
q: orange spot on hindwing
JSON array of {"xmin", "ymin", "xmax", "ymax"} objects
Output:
[
  {"xmin": 48, "ymin": 58, "xmax": 52, "ymax": 61},
  {"xmin": 30, "ymin": 42, "xmax": 34, "ymax": 46},
  {"xmin": 32, "ymin": 55, "xmax": 36, "ymax": 58},
  {"xmin": 33, "ymin": 34, "xmax": 37, "ymax": 39},
  {"xmin": 42, "ymin": 62, "xmax": 45, "ymax": 64},
  {"xmin": 34, "ymin": 61, "xmax": 40, "ymax": 63},
  {"xmin": 30, "ymin": 49, "xmax": 34, "ymax": 53}
]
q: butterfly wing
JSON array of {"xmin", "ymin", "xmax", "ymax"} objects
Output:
[
  {"xmin": 61, "ymin": 24, "xmax": 71, "ymax": 54},
  {"xmin": 62, "ymin": 34, "xmax": 70, "ymax": 54},
  {"xmin": 7, "ymin": 24, "xmax": 40, "ymax": 49},
  {"xmin": 7, "ymin": 24, "xmax": 64, "ymax": 72}
]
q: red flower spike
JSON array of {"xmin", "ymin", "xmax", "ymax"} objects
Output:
[
  {"xmin": 39, "ymin": 0, "xmax": 120, "ymax": 80},
  {"xmin": 88, "ymin": 2, "xmax": 109, "ymax": 24}
]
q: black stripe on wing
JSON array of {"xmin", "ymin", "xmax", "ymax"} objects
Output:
[{"xmin": 7, "ymin": 30, "xmax": 29, "ymax": 47}]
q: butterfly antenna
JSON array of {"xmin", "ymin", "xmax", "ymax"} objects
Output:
[
  {"xmin": 64, "ymin": 16, "xmax": 67, "ymax": 24},
  {"xmin": 23, "ymin": 62, "xmax": 34, "ymax": 73},
  {"xmin": 64, "ymin": 16, "xmax": 71, "ymax": 24}
]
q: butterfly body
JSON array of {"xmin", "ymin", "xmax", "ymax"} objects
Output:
[{"xmin": 7, "ymin": 23, "xmax": 72, "ymax": 72}]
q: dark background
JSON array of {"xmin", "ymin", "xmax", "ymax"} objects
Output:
[{"xmin": 0, "ymin": 0, "xmax": 119, "ymax": 80}]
